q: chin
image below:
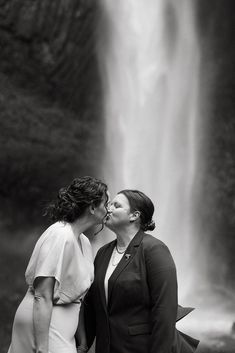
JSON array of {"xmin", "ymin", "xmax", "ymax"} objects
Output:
[{"xmin": 105, "ymin": 220, "xmax": 114, "ymax": 230}]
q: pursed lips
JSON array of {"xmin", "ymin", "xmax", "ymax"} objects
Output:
[{"xmin": 104, "ymin": 212, "xmax": 112, "ymax": 222}]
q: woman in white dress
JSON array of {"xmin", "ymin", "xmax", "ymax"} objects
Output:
[{"xmin": 7, "ymin": 176, "xmax": 109, "ymax": 353}]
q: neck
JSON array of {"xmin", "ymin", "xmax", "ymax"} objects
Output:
[
  {"xmin": 115, "ymin": 225, "xmax": 140, "ymax": 247},
  {"xmin": 70, "ymin": 215, "xmax": 96, "ymax": 238}
]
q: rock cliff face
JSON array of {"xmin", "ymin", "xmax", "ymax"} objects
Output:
[
  {"xmin": 0, "ymin": 0, "xmax": 100, "ymax": 109},
  {"xmin": 0, "ymin": 0, "xmax": 104, "ymax": 227},
  {"xmin": 195, "ymin": 0, "xmax": 235, "ymax": 287}
]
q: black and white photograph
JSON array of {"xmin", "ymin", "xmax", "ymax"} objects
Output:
[{"xmin": 0, "ymin": 1, "xmax": 235, "ymax": 353}]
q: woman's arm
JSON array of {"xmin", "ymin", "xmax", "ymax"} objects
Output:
[
  {"xmin": 82, "ymin": 247, "xmax": 104, "ymax": 351},
  {"xmin": 33, "ymin": 276, "xmax": 55, "ymax": 353},
  {"xmin": 145, "ymin": 242, "xmax": 178, "ymax": 353},
  {"xmin": 75, "ymin": 301, "xmax": 88, "ymax": 352}
]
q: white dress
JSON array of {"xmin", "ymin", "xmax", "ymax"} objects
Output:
[{"xmin": 7, "ymin": 222, "xmax": 94, "ymax": 353}]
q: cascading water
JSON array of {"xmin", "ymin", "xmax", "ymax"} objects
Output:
[
  {"xmin": 98, "ymin": 0, "xmax": 200, "ymax": 297},
  {"xmin": 97, "ymin": 0, "xmax": 235, "ymax": 341}
]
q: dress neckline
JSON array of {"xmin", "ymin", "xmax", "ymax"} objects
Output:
[{"xmin": 67, "ymin": 222, "xmax": 84, "ymax": 255}]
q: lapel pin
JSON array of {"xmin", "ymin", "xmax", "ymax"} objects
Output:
[{"xmin": 125, "ymin": 253, "xmax": 131, "ymax": 260}]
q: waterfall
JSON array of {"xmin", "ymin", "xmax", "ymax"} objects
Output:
[
  {"xmin": 97, "ymin": 0, "xmax": 200, "ymax": 300},
  {"xmin": 96, "ymin": 0, "xmax": 235, "ymax": 340}
]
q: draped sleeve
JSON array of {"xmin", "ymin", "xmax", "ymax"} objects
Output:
[{"xmin": 25, "ymin": 222, "xmax": 94, "ymax": 305}]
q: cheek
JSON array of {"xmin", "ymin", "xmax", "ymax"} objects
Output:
[
  {"xmin": 111, "ymin": 210, "xmax": 118, "ymax": 218},
  {"xmin": 112, "ymin": 211, "xmax": 124, "ymax": 221},
  {"xmin": 96, "ymin": 209, "xmax": 104, "ymax": 220},
  {"xmin": 101, "ymin": 206, "xmax": 107, "ymax": 216}
]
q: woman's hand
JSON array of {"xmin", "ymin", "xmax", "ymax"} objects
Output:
[
  {"xmin": 76, "ymin": 345, "xmax": 88, "ymax": 353},
  {"xmin": 75, "ymin": 301, "xmax": 89, "ymax": 352}
]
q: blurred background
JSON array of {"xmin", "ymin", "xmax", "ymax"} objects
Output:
[{"xmin": 0, "ymin": 0, "xmax": 235, "ymax": 352}]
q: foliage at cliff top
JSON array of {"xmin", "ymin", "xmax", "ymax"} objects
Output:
[{"xmin": 0, "ymin": 0, "xmax": 103, "ymax": 228}]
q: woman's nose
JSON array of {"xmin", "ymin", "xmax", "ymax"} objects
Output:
[{"xmin": 108, "ymin": 205, "xmax": 113, "ymax": 213}]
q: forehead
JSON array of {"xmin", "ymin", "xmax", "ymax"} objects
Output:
[{"xmin": 112, "ymin": 193, "xmax": 130, "ymax": 206}]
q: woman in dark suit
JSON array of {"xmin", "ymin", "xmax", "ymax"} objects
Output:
[{"xmin": 83, "ymin": 189, "xmax": 199, "ymax": 353}]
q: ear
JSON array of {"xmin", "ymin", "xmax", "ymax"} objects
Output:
[
  {"xmin": 129, "ymin": 211, "xmax": 140, "ymax": 222},
  {"xmin": 89, "ymin": 204, "xmax": 95, "ymax": 215}
]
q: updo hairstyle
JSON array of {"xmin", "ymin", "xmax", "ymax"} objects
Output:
[
  {"xmin": 118, "ymin": 189, "xmax": 155, "ymax": 231},
  {"xmin": 44, "ymin": 176, "xmax": 108, "ymax": 223}
]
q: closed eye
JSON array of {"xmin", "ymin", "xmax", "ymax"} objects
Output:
[{"xmin": 111, "ymin": 202, "xmax": 121, "ymax": 208}]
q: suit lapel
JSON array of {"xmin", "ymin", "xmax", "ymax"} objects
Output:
[
  {"xmin": 108, "ymin": 230, "xmax": 144, "ymax": 306},
  {"xmin": 97, "ymin": 240, "xmax": 116, "ymax": 311}
]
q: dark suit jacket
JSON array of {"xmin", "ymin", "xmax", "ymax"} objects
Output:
[{"xmin": 84, "ymin": 230, "xmax": 199, "ymax": 353}]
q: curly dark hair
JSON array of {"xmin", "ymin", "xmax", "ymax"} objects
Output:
[
  {"xmin": 44, "ymin": 176, "xmax": 108, "ymax": 223},
  {"xmin": 118, "ymin": 189, "xmax": 155, "ymax": 232}
]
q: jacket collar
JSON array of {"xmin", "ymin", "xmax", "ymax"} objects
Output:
[
  {"xmin": 107, "ymin": 229, "xmax": 144, "ymax": 306},
  {"xmin": 97, "ymin": 240, "xmax": 116, "ymax": 311}
]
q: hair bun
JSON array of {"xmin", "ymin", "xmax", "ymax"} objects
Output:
[{"xmin": 143, "ymin": 219, "xmax": 155, "ymax": 231}]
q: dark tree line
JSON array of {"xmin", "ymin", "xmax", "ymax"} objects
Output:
[{"xmin": 0, "ymin": 0, "xmax": 104, "ymax": 229}]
